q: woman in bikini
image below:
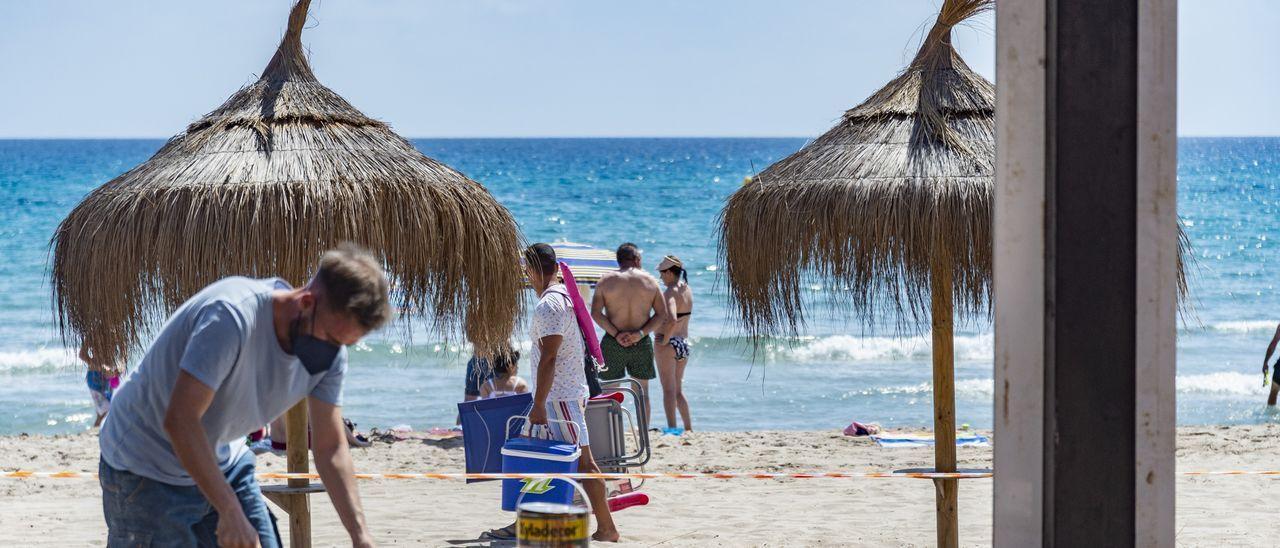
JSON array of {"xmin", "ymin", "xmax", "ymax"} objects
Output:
[
  {"xmin": 477, "ymin": 348, "xmax": 528, "ymax": 399},
  {"xmin": 654, "ymin": 255, "xmax": 693, "ymax": 432}
]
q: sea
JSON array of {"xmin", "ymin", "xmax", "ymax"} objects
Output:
[{"xmin": 1, "ymin": 137, "xmax": 1278, "ymax": 435}]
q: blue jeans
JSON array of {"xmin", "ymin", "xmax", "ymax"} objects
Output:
[{"xmin": 100, "ymin": 452, "xmax": 280, "ymax": 547}]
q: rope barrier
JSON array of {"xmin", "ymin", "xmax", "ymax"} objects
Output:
[
  {"xmin": 2, "ymin": 470, "xmax": 992, "ymax": 481},
  {"xmin": 7, "ymin": 469, "xmax": 1280, "ymax": 481}
]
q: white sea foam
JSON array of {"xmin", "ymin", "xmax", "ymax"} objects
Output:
[
  {"xmin": 1176, "ymin": 372, "xmax": 1267, "ymax": 395},
  {"xmin": 0, "ymin": 348, "xmax": 78, "ymax": 372},
  {"xmin": 845, "ymin": 374, "xmax": 1266, "ymax": 401},
  {"xmin": 844, "ymin": 379, "xmax": 996, "ymax": 399},
  {"xmin": 762, "ymin": 333, "xmax": 993, "ymax": 362},
  {"xmin": 1205, "ymin": 320, "xmax": 1276, "ymax": 334}
]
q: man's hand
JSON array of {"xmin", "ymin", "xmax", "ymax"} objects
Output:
[
  {"xmin": 529, "ymin": 403, "xmax": 548, "ymax": 426},
  {"xmin": 619, "ymin": 331, "xmax": 641, "ymax": 347},
  {"xmin": 215, "ymin": 509, "xmax": 261, "ymax": 548}
]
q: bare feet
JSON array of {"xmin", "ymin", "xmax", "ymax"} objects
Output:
[{"xmin": 592, "ymin": 528, "xmax": 621, "ymax": 542}]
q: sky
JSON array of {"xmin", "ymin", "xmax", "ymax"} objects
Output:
[{"xmin": 0, "ymin": 0, "xmax": 1274, "ymax": 138}]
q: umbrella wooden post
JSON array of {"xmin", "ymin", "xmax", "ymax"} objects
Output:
[
  {"xmin": 285, "ymin": 401, "xmax": 311, "ymax": 547},
  {"xmin": 261, "ymin": 401, "xmax": 317, "ymax": 548},
  {"xmin": 931, "ymin": 267, "xmax": 958, "ymax": 548}
]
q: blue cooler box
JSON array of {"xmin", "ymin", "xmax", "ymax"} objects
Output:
[{"xmin": 500, "ymin": 437, "xmax": 581, "ymax": 511}]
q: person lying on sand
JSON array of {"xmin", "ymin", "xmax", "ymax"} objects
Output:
[
  {"xmin": 97, "ymin": 244, "xmax": 389, "ymax": 548},
  {"xmin": 250, "ymin": 415, "xmax": 372, "ymax": 456},
  {"xmin": 591, "ymin": 242, "xmax": 671, "ymax": 427}
]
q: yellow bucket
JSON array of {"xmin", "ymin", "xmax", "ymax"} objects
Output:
[{"xmin": 517, "ymin": 501, "xmax": 590, "ymax": 547}]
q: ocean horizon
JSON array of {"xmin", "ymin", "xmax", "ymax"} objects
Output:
[{"xmin": 2, "ymin": 136, "xmax": 1279, "ymax": 435}]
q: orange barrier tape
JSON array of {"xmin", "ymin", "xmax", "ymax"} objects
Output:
[
  {"xmin": 2, "ymin": 470, "xmax": 993, "ymax": 481},
  {"xmin": 9, "ymin": 469, "xmax": 1280, "ymax": 481}
]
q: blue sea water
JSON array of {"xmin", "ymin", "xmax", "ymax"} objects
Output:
[{"xmin": 1, "ymin": 137, "xmax": 1277, "ymax": 434}]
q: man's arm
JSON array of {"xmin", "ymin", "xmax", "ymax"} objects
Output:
[
  {"xmin": 1265, "ymin": 325, "xmax": 1280, "ymax": 372},
  {"xmin": 529, "ymin": 334, "xmax": 563, "ymax": 426},
  {"xmin": 590, "ymin": 287, "xmax": 620, "ymax": 338},
  {"xmin": 165, "ymin": 372, "xmax": 261, "ymax": 548},
  {"xmin": 638, "ymin": 284, "xmax": 673, "ymax": 338},
  {"xmin": 310, "ymin": 397, "xmax": 373, "ymax": 547},
  {"xmin": 655, "ymin": 291, "xmax": 679, "ymax": 344}
]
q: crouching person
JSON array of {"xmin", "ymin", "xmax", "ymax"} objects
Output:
[{"xmin": 98, "ymin": 244, "xmax": 391, "ymax": 548}]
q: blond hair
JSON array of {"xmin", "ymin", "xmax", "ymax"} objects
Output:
[{"xmin": 316, "ymin": 243, "xmax": 393, "ymax": 330}]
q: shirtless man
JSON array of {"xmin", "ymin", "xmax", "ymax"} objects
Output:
[
  {"xmin": 1262, "ymin": 323, "xmax": 1280, "ymax": 405},
  {"xmin": 591, "ymin": 243, "xmax": 671, "ymax": 426}
]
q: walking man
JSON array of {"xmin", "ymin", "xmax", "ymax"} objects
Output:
[
  {"xmin": 591, "ymin": 242, "xmax": 671, "ymax": 427},
  {"xmin": 98, "ymin": 244, "xmax": 390, "ymax": 547},
  {"xmin": 1263, "ymin": 322, "xmax": 1280, "ymax": 405},
  {"xmin": 525, "ymin": 243, "xmax": 620, "ymax": 542}
]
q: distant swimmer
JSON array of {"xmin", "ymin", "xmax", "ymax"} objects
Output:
[{"xmin": 1263, "ymin": 323, "xmax": 1280, "ymax": 405}]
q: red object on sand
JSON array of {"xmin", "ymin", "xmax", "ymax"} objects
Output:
[{"xmin": 607, "ymin": 492, "xmax": 649, "ymax": 512}]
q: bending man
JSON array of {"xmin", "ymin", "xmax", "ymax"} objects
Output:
[{"xmin": 98, "ymin": 244, "xmax": 390, "ymax": 547}]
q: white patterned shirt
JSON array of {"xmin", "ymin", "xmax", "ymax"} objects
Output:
[{"xmin": 529, "ymin": 284, "xmax": 588, "ymax": 402}]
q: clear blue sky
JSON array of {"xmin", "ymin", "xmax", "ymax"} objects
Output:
[{"xmin": 0, "ymin": 1, "xmax": 1274, "ymax": 138}]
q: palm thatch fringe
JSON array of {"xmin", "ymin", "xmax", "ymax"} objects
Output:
[
  {"xmin": 719, "ymin": 0, "xmax": 1190, "ymax": 340},
  {"xmin": 719, "ymin": 0, "xmax": 995, "ymax": 340},
  {"xmin": 51, "ymin": 0, "xmax": 525, "ymax": 363}
]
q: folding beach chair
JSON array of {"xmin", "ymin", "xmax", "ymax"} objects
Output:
[{"xmin": 586, "ymin": 378, "xmax": 651, "ymax": 500}]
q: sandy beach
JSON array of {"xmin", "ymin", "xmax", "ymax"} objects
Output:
[{"xmin": 2, "ymin": 425, "xmax": 1278, "ymax": 546}]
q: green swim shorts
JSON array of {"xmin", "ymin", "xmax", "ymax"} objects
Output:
[{"xmin": 600, "ymin": 334, "xmax": 656, "ymax": 381}]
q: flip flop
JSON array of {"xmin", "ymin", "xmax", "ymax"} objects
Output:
[{"xmin": 480, "ymin": 524, "xmax": 517, "ymax": 541}]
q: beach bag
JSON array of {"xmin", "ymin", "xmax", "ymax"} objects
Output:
[
  {"xmin": 458, "ymin": 392, "xmax": 534, "ymax": 482},
  {"xmin": 551, "ymin": 262, "xmax": 605, "ymax": 397}
]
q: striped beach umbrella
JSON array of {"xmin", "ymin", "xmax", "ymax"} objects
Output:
[
  {"xmin": 548, "ymin": 241, "xmax": 617, "ymax": 286},
  {"xmin": 521, "ymin": 241, "xmax": 616, "ymax": 287}
]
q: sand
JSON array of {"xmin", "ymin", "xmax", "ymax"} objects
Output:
[{"xmin": 2, "ymin": 425, "xmax": 1279, "ymax": 546}]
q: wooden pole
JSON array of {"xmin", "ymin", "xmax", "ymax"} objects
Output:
[
  {"xmin": 285, "ymin": 400, "xmax": 311, "ymax": 548},
  {"xmin": 931, "ymin": 266, "xmax": 958, "ymax": 548}
]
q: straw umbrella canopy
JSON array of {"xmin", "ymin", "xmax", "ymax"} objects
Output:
[
  {"xmin": 51, "ymin": 0, "xmax": 525, "ymax": 365},
  {"xmin": 718, "ymin": 1, "xmax": 993, "ymax": 545},
  {"xmin": 721, "ymin": 0, "xmax": 995, "ymax": 338}
]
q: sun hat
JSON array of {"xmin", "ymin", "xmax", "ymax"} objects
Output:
[{"xmin": 656, "ymin": 255, "xmax": 683, "ymax": 272}]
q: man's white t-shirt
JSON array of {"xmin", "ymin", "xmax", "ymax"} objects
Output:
[{"xmin": 529, "ymin": 284, "xmax": 588, "ymax": 402}]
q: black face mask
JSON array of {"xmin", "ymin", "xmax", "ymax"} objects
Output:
[{"xmin": 291, "ymin": 307, "xmax": 341, "ymax": 375}]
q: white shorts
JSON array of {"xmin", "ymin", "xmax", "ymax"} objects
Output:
[
  {"xmin": 523, "ymin": 399, "xmax": 589, "ymax": 447},
  {"xmin": 90, "ymin": 390, "xmax": 111, "ymax": 416}
]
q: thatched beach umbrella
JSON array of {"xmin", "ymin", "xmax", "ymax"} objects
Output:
[
  {"xmin": 51, "ymin": 0, "xmax": 525, "ymax": 365},
  {"xmin": 718, "ymin": 1, "xmax": 993, "ymax": 545}
]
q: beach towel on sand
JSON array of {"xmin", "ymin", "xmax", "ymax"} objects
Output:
[{"xmin": 871, "ymin": 434, "xmax": 990, "ymax": 448}]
